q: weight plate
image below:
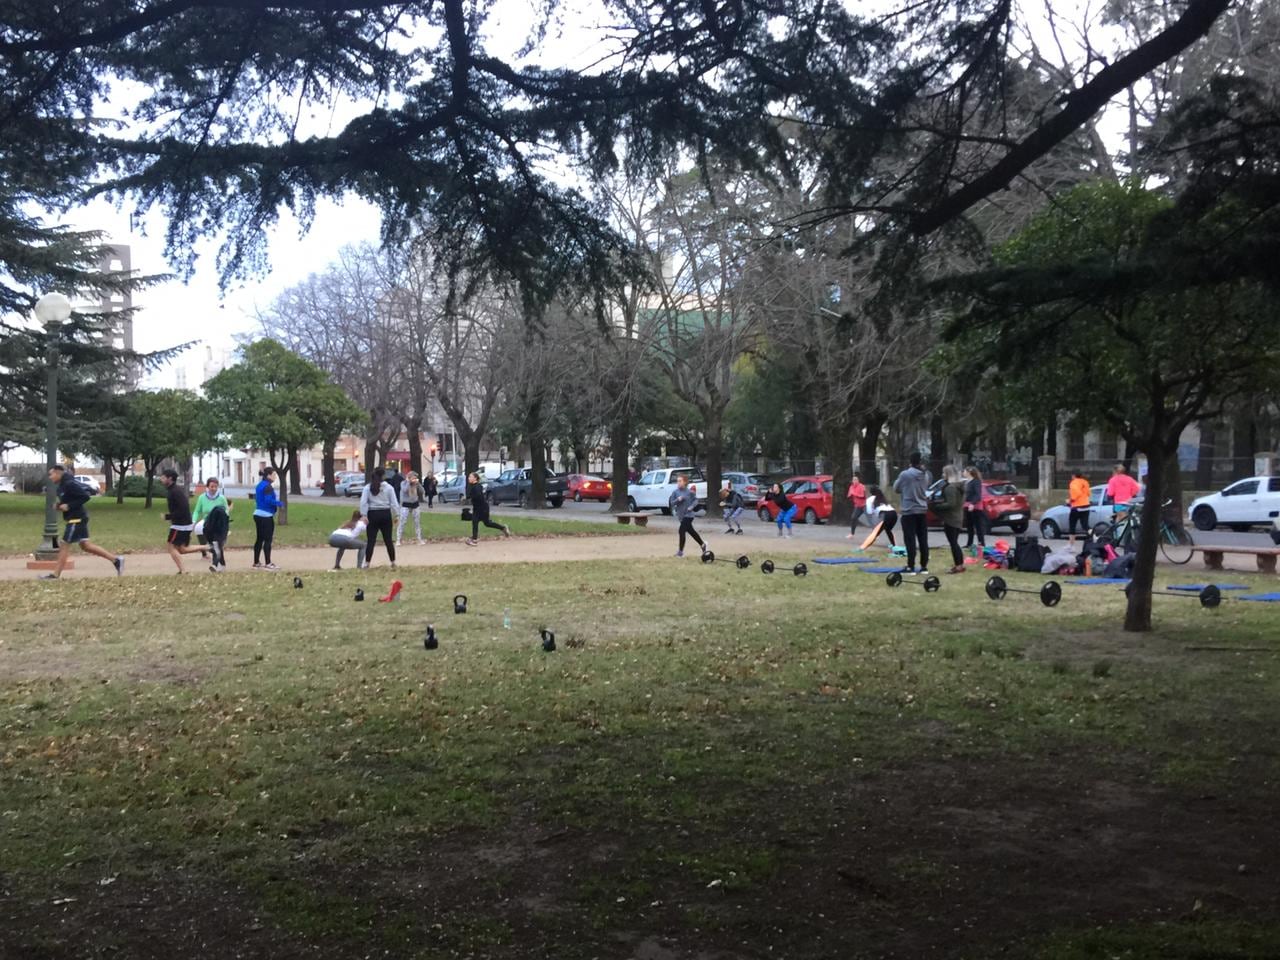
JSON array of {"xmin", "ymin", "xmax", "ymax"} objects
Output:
[
  {"xmin": 1040, "ymin": 581, "xmax": 1062, "ymax": 607},
  {"xmin": 761, "ymin": 560, "xmax": 775, "ymax": 574},
  {"xmin": 701, "ymin": 550, "xmax": 716, "ymax": 564},
  {"xmin": 923, "ymin": 575, "xmax": 941, "ymax": 593},
  {"xmin": 885, "ymin": 571, "xmax": 903, "ymax": 588},
  {"xmin": 1200, "ymin": 584, "xmax": 1222, "ymax": 608},
  {"xmin": 793, "ymin": 563, "xmax": 807, "ymax": 577},
  {"xmin": 736, "ymin": 555, "xmax": 751, "ymax": 569},
  {"xmin": 985, "ymin": 575, "xmax": 1007, "ymax": 601}
]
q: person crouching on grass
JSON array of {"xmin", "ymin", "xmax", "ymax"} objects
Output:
[
  {"xmin": 39, "ymin": 464, "xmax": 124, "ymax": 580},
  {"xmin": 669, "ymin": 474, "xmax": 707, "ymax": 558},
  {"xmin": 159, "ymin": 468, "xmax": 204, "ymax": 574}
]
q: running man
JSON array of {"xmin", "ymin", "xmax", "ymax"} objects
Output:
[
  {"xmin": 670, "ymin": 474, "xmax": 707, "ymax": 558},
  {"xmin": 39, "ymin": 464, "xmax": 124, "ymax": 579},
  {"xmin": 159, "ymin": 468, "xmax": 202, "ymax": 574}
]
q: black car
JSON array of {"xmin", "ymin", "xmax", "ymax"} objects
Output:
[{"xmin": 486, "ymin": 467, "xmax": 567, "ymax": 508}]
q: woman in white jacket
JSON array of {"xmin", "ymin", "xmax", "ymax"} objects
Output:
[{"xmin": 360, "ymin": 467, "xmax": 400, "ymax": 569}]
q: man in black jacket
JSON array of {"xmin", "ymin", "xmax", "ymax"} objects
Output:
[
  {"xmin": 40, "ymin": 464, "xmax": 124, "ymax": 580},
  {"xmin": 160, "ymin": 468, "xmax": 203, "ymax": 574}
]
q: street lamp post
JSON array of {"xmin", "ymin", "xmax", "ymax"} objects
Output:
[{"xmin": 33, "ymin": 293, "xmax": 73, "ymax": 561}]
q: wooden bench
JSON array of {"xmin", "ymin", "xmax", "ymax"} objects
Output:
[
  {"xmin": 1192, "ymin": 546, "xmax": 1280, "ymax": 574},
  {"xmin": 614, "ymin": 512, "xmax": 650, "ymax": 527}
]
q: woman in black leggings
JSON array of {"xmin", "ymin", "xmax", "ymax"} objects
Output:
[
  {"xmin": 865, "ymin": 485, "xmax": 897, "ymax": 546},
  {"xmin": 252, "ymin": 467, "xmax": 281, "ymax": 569},
  {"xmin": 465, "ymin": 472, "xmax": 510, "ymax": 545},
  {"xmin": 359, "ymin": 467, "xmax": 400, "ymax": 569}
]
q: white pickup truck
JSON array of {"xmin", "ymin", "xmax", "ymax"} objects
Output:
[{"xmin": 626, "ymin": 467, "xmax": 709, "ymax": 513}]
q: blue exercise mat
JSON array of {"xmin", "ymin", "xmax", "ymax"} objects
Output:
[
  {"xmin": 1066, "ymin": 577, "xmax": 1132, "ymax": 585},
  {"xmin": 812, "ymin": 557, "xmax": 877, "ymax": 565},
  {"xmin": 1237, "ymin": 592, "xmax": 1280, "ymax": 602},
  {"xmin": 1167, "ymin": 583, "xmax": 1248, "ymax": 592},
  {"xmin": 859, "ymin": 566, "xmax": 906, "ymax": 574}
]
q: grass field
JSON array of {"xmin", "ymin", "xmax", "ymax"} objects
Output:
[
  {"xmin": 1, "ymin": 558, "xmax": 1278, "ymax": 959},
  {"xmin": 0, "ymin": 494, "xmax": 640, "ymax": 556}
]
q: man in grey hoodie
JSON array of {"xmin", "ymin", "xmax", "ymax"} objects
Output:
[
  {"xmin": 893, "ymin": 451, "xmax": 931, "ymax": 575},
  {"xmin": 669, "ymin": 474, "xmax": 708, "ymax": 558}
]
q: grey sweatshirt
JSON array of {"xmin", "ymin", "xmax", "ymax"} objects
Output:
[
  {"xmin": 893, "ymin": 466, "xmax": 930, "ymax": 515},
  {"xmin": 360, "ymin": 482, "xmax": 400, "ymax": 514},
  {"xmin": 669, "ymin": 486, "xmax": 699, "ymax": 521}
]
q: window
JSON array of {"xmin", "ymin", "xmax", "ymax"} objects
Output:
[
  {"xmin": 1224, "ymin": 480, "xmax": 1259, "ymax": 496},
  {"xmin": 788, "ymin": 481, "xmax": 816, "ymax": 495},
  {"xmin": 821, "ymin": 481, "xmax": 833, "ymax": 494},
  {"xmin": 1268, "ymin": 478, "xmax": 1280, "ymax": 493},
  {"xmin": 638, "ymin": 472, "xmax": 654, "ymax": 485},
  {"xmin": 985, "ymin": 483, "xmax": 1019, "ymax": 497}
]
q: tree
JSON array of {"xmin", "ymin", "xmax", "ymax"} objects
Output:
[
  {"xmin": 942, "ymin": 180, "xmax": 1280, "ymax": 632},
  {"xmin": 124, "ymin": 389, "xmax": 215, "ymax": 508},
  {"xmin": 204, "ymin": 340, "xmax": 335, "ymax": 524}
]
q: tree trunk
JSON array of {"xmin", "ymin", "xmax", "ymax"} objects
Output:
[
  {"xmin": 463, "ymin": 433, "xmax": 481, "ymax": 477},
  {"xmin": 406, "ymin": 418, "xmax": 423, "ymax": 476},
  {"xmin": 322, "ymin": 438, "xmax": 337, "ymax": 497},
  {"xmin": 104, "ymin": 460, "xmax": 114, "ymax": 497},
  {"xmin": 928, "ymin": 415, "xmax": 947, "ymax": 481},
  {"xmin": 363, "ymin": 435, "xmax": 377, "ymax": 479},
  {"xmin": 287, "ymin": 446, "xmax": 303, "ymax": 496},
  {"xmin": 826, "ymin": 428, "xmax": 855, "ymax": 525},
  {"xmin": 858, "ymin": 413, "xmax": 885, "ymax": 483},
  {"xmin": 702, "ymin": 408, "xmax": 725, "ymax": 518},
  {"xmin": 1123, "ymin": 443, "xmax": 1166, "ymax": 633},
  {"xmin": 271, "ymin": 451, "xmax": 290, "ymax": 526},
  {"xmin": 529, "ymin": 430, "xmax": 547, "ymax": 508},
  {"xmin": 609, "ymin": 413, "xmax": 631, "ymax": 513},
  {"xmin": 144, "ymin": 467, "xmax": 155, "ymax": 509},
  {"xmin": 113, "ymin": 457, "xmax": 128, "ymax": 504}
]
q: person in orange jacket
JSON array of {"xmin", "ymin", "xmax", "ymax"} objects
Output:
[
  {"xmin": 1067, "ymin": 471, "xmax": 1091, "ymax": 538},
  {"xmin": 845, "ymin": 471, "xmax": 868, "ymax": 539}
]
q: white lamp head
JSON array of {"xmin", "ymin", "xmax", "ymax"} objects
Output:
[{"xmin": 34, "ymin": 292, "xmax": 73, "ymax": 327}]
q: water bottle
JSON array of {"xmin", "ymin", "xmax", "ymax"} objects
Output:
[{"xmin": 503, "ymin": 607, "xmax": 511, "ymax": 630}]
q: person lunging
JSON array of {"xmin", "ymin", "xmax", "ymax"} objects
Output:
[
  {"xmin": 670, "ymin": 474, "xmax": 706, "ymax": 558},
  {"xmin": 38, "ymin": 464, "xmax": 124, "ymax": 579},
  {"xmin": 893, "ymin": 452, "xmax": 930, "ymax": 576},
  {"xmin": 939, "ymin": 465, "xmax": 967, "ymax": 574},
  {"xmin": 464, "ymin": 471, "xmax": 510, "ymax": 545},
  {"xmin": 252, "ymin": 467, "xmax": 281, "ymax": 570},
  {"xmin": 361, "ymin": 467, "xmax": 400, "ymax": 568},
  {"xmin": 864, "ymin": 485, "xmax": 897, "ymax": 547}
]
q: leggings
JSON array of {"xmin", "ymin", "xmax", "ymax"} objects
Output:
[
  {"xmin": 329, "ymin": 533, "xmax": 365, "ymax": 569},
  {"xmin": 849, "ymin": 506, "xmax": 866, "ymax": 532},
  {"xmin": 427, "ymin": 494, "xmax": 435, "ymax": 507},
  {"xmin": 364, "ymin": 509, "xmax": 396, "ymax": 563},
  {"xmin": 471, "ymin": 516, "xmax": 505, "ymax": 539},
  {"xmin": 1068, "ymin": 507, "xmax": 1090, "ymax": 536},
  {"xmin": 776, "ymin": 505, "xmax": 797, "ymax": 530},
  {"xmin": 877, "ymin": 512, "xmax": 898, "ymax": 546},
  {"xmin": 208, "ymin": 539, "xmax": 226, "ymax": 568},
  {"xmin": 723, "ymin": 507, "xmax": 743, "ymax": 530},
  {"xmin": 253, "ymin": 515, "xmax": 274, "ymax": 565},
  {"xmin": 398, "ymin": 503, "xmax": 422, "ymax": 542},
  {"xmin": 944, "ymin": 524, "xmax": 964, "ymax": 568},
  {"xmin": 900, "ymin": 513, "xmax": 930, "ymax": 570},
  {"xmin": 964, "ymin": 508, "xmax": 986, "ymax": 546},
  {"xmin": 678, "ymin": 517, "xmax": 705, "ymax": 552}
]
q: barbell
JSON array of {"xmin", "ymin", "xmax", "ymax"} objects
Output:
[
  {"xmin": 885, "ymin": 571, "xmax": 942, "ymax": 592},
  {"xmin": 761, "ymin": 559, "xmax": 807, "ymax": 577},
  {"xmin": 1124, "ymin": 582, "xmax": 1222, "ymax": 609},
  {"xmin": 700, "ymin": 550, "xmax": 752, "ymax": 569},
  {"xmin": 984, "ymin": 575, "xmax": 1062, "ymax": 607}
]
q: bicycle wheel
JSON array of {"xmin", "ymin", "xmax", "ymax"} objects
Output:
[
  {"xmin": 1159, "ymin": 524, "xmax": 1194, "ymax": 564},
  {"xmin": 1091, "ymin": 521, "xmax": 1113, "ymax": 540}
]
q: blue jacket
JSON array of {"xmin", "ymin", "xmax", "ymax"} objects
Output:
[{"xmin": 254, "ymin": 478, "xmax": 281, "ymax": 516}]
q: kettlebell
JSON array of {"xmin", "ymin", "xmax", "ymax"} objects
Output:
[
  {"xmin": 540, "ymin": 628, "xmax": 556, "ymax": 652},
  {"xmin": 453, "ymin": 594, "xmax": 468, "ymax": 614},
  {"xmin": 424, "ymin": 625, "xmax": 438, "ymax": 650},
  {"xmin": 293, "ymin": 577, "xmax": 303, "ymax": 589},
  {"xmin": 354, "ymin": 588, "xmax": 364, "ymax": 602}
]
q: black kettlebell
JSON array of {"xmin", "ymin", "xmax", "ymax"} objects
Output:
[
  {"xmin": 354, "ymin": 588, "xmax": 364, "ymax": 602},
  {"xmin": 424, "ymin": 625, "xmax": 438, "ymax": 650},
  {"xmin": 453, "ymin": 594, "xmax": 468, "ymax": 614},
  {"xmin": 540, "ymin": 628, "xmax": 556, "ymax": 652},
  {"xmin": 293, "ymin": 577, "xmax": 303, "ymax": 589}
]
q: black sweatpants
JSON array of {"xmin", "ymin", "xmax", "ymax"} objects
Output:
[
  {"xmin": 678, "ymin": 517, "xmax": 704, "ymax": 553},
  {"xmin": 877, "ymin": 512, "xmax": 898, "ymax": 546},
  {"xmin": 1068, "ymin": 507, "xmax": 1090, "ymax": 536},
  {"xmin": 900, "ymin": 513, "xmax": 929, "ymax": 571},
  {"xmin": 253, "ymin": 515, "xmax": 274, "ymax": 565},
  {"xmin": 364, "ymin": 509, "xmax": 396, "ymax": 564},
  {"xmin": 471, "ymin": 516, "xmax": 505, "ymax": 538},
  {"xmin": 964, "ymin": 508, "xmax": 986, "ymax": 547},
  {"xmin": 944, "ymin": 524, "xmax": 964, "ymax": 568}
]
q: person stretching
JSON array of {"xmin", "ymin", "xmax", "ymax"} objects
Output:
[
  {"xmin": 720, "ymin": 483, "xmax": 745, "ymax": 535},
  {"xmin": 669, "ymin": 474, "xmax": 707, "ymax": 558},
  {"xmin": 329, "ymin": 510, "xmax": 367, "ymax": 569},
  {"xmin": 464, "ymin": 471, "xmax": 510, "ymax": 545},
  {"xmin": 252, "ymin": 467, "xmax": 281, "ymax": 570},
  {"xmin": 766, "ymin": 482, "xmax": 796, "ymax": 538},
  {"xmin": 38, "ymin": 464, "xmax": 124, "ymax": 579},
  {"xmin": 360, "ymin": 467, "xmax": 400, "ymax": 569},
  {"xmin": 864, "ymin": 485, "xmax": 897, "ymax": 547},
  {"xmin": 893, "ymin": 452, "xmax": 930, "ymax": 576}
]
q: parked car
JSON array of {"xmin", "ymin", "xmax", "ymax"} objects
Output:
[
  {"xmin": 437, "ymin": 474, "xmax": 468, "ymax": 503},
  {"xmin": 626, "ymin": 467, "xmax": 709, "ymax": 513},
  {"xmin": 0, "ymin": 476, "xmax": 15, "ymax": 494},
  {"xmin": 925, "ymin": 478, "xmax": 1031, "ymax": 534},
  {"xmin": 566, "ymin": 474, "xmax": 612, "ymax": 502},
  {"xmin": 75, "ymin": 475, "xmax": 101, "ymax": 495},
  {"xmin": 721, "ymin": 471, "xmax": 768, "ymax": 506},
  {"xmin": 755, "ymin": 475, "xmax": 834, "ymax": 524},
  {"xmin": 334, "ymin": 471, "xmax": 366, "ymax": 497},
  {"xmin": 487, "ymin": 467, "xmax": 567, "ymax": 508},
  {"xmin": 1039, "ymin": 484, "xmax": 1126, "ymax": 539},
  {"xmin": 1188, "ymin": 476, "xmax": 1280, "ymax": 531}
]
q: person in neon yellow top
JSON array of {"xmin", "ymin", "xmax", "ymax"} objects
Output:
[{"xmin": 191, "ymin": 477, "xmax": 232, "ymax": 572}]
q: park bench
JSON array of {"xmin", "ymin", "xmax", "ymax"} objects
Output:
[
  {"xmin": 615, "ymin": 512, "xmax": 650, "ymax": 527},
  {"xmin": 1192, "ymin": 546, "xmax": 1280, "ymax": 574}
]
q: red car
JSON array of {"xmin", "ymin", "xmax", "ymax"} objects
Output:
[
  {"xmin": 926, "ymin": 478, "xmax": 1031, "ymax": 534},
  {"xmin": 566, "ymin": 474, "xmax": 612, "ymax": 503},
  {"xmin": 755, "ymin": 475, "xmax": 834, "ymax": 524}
]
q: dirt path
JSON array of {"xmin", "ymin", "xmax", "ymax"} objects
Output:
[{"xmin": 0, "ymin": 532, "xmax": 818, "ymax": 581}]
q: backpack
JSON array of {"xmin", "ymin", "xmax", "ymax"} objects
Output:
[{"xmin": 1013, "ymin": 535, "xmax": 1048, "ymax": 573}]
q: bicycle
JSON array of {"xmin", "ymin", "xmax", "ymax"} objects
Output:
[{"xmin": 1092, "ymin": 499, "xmax": 1194, "ymax": 564}]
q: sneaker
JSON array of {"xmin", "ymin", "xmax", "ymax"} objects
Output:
[
  {"xmin": 39, "ymin": 573, "xmax": 58, "ymax": 580},
  {"xmin": 264, "ymin": 563, "xmax": 279, "ymax": 571},
  {"xmin": 776, "ymin": 529, "xmax": 784, "ymax": 537},
  {"xmin": 113, "ymin": 556, "xmax": 124, "ymax": 576},
  {"xmin": 503, "ymin": 525, "xmax": 512, "ymax": 538},
  {"xmin": 675, "ymin": 551, "xmax": 684, "ymax": 558},
  {"xmin": 465, "ymin": 539, "xmax": 478, "ymax": 547},
  {"xmin": 784, "ymin": 531, "xmax": 792, "ymax": 539},
  {"xmin": 949, "ymin": 565, "xmax": 965, "ymax": 574},
  {"xmin": 918, "ymin": 569, "xmax": 930, "ymax": 577},
  {"xmin": 736, "ymin": 529, "xmax": 744, "ymax": 535},
  {"xmin": 416, "ymin": 539, "xmax": 426, "ymax": 545},
  {"xmin": 898, "ymin": 566, "xmax": 916, "ymax": 575},
  {"xmin": 210, "ymin": 564, "xmax": 219, "ymax": 574},
  {"xmin": 390, "ymin": 562, "xmax": 397, "ymax": 571},
  {"xmin": 724, "ymin": 528, "xmax": 734, "ymax": 535},
  {"xmin": 252, "ymin": 563, "xmax": 263, "ymax": 569}
]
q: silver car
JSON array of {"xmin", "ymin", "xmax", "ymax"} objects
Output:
[{"xmin": 1039, "ymin": 484, "xmax": 1138, "ymax": 539}]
